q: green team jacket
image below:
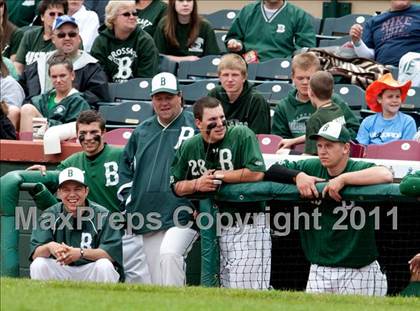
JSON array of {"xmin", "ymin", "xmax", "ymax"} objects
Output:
[
  {"xmin": 15, "ymin": 26, "xmax": 55, "ymax": 65},
  {"xmin": 171, "ymin": 125, "xmax": 266, "ymax": 214},
  {"xmin": 208, "ymin": 81, "xmax": 270, "ymax": 134},
  {"xmin": 282, "ymin": 158, "xmax": 378, "ymax": 268},
  {"xmin": 117, "ymin": 111, "xmax": 196, "ymax": 234},
  {"xmin": 90, "ymin": 26, "xmax": 159, "ymax": 83},
  {"xmin": 271, "ymin": 88, "xmax": 360, "ymax": 139},
  {"xmin": 30, "ymin": 89, "xmax": 90, "ymax": 127},
  {"xmin": 305, "ymin": 103, "xmax": 360, "ymax": 154},
  {"xmin": 58, "ymin": 144, "xmax": 123, "ymax": 213},
  {"xmin": 136, "ymin": 0, "xmax": 167, "ymax": 37},
  {"xmin": 154, "ymin": 18, "xmax": 220, "ymax": 57},
  {"xmin": 30, "ymin": 200, "xmax": 123, "ymax": 272},
  {"xmin": 225, "ymin": 0, "xmax": 315, "ymax": 62}
]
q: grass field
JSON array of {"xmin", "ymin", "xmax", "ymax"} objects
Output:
[{"xmin": 1, "ymin": 278, "xmax": 419, "ymax": 311}]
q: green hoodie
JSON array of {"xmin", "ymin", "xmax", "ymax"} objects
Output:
[
  {"xmin": 272, "ymin": 88, "xmax": 360, "ymax": 139},
  {"xmin": 208, "ymin": 81, "xmax": 270, "ymax": 134},
  {"xmin": 91, "ymin": 26, "xmax": 158, "ymax": 83}
]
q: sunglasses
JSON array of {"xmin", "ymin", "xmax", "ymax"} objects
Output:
[
  {"xmin": 120, "ymin": 11, "xmax": 137, "ymax": 17},
  {"xmin": 56, "ymin": 31, "xmax": 78, "ymax": 39},
  {"xmin": 48, "ymin": 12, "xmax": 64, "ymax": 17}
]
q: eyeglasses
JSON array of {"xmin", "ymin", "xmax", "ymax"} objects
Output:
[
  {"xmin": 48, "ymin": 12, "xmax": 64, "ymax": 17},
  {"xmin": 119, "ymin": 11, "xmax": 137, "ymax": 17},
  {"xmin": 56, "ymin": 31, "xmax": 78, "ymax": 39}
]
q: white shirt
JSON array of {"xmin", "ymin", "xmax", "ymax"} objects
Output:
[{"xmin": 72, "ymin": 5, "xmax": 100, "ymax": 53}]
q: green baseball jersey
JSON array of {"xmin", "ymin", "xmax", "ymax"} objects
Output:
[
  {"xmin": 58, "ymin": 144, "xmax": 123, "ymax": 213},
  {"xmin": 118, "ymin": 111, "xmax": 196, "ymax": 234},
  {"xmin": 90, "ymin": 26, "xmax": 159, "ymax": 83},
  {"xmin": 304, "ymin": 103, "xmax": 359, "ymax": 154},
  {"xmin": 271, "ymin": 88, "xmax": 360, "ymax": 139},
  {"xmin": 225, "ymin": 1, "xmax": 315, "ymax": 62},
  {"xmin": 30, "ymin": 200, "xmax": 123, "ymax": 271},
  {"xmin": 154, "ymin": 18, "xmax": 220, "ymax": 57},
  {"xmin": 30, "ymin": 89, "xmax": 90, "ymax": 127},
  {"xmin": 281, "ymin": 158, "xmax": 378, "ymax": 268},
  {"xmin": 208, "ymin": 81, "xmax": 270, "ymax": 134},
  {"xmin": 15, "ymin": 27, "xmax": 55, "ymax": 65},
  {"xmin": 171, "ymin": 125, "xmax": 266, "ymax": 214},
  {"xmin": 6, "ymin": 0, "xmax": 41, "ymax": 28},
  {"xmin": 136, "ymin": 0, "xmax": 167, "ymax": 37}
]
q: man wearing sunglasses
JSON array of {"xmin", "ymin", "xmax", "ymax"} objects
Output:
[{"xmin": 20, "ymin": 15, "xmax": 109, "ymax": 107}]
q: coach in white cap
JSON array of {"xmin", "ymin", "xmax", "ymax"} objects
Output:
[
  {"xmin": 265, "ymin": 122, "xmax": 393, "ymax": 295},
  {"xmin": 30, "ymin": 167, "xmax": 123, "ymax": 283},
  {"xmin": 117, "ymin": 72, "xmax": 198, "ymax": 286}
]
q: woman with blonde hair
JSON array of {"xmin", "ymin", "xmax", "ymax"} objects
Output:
[{"xmin": 154, "ymin": 0, "xmax": 220, "ymax": 62}]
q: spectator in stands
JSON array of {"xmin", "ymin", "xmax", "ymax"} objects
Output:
[
  {"xmin": 6, "ymin": 0, "xmax": 41, "ymax": 28},
  {"xmin": 225, "ymin": 0, "xmax": 315, "ymax": 62},
  {"xmin": 1, "ymin": 0, "xmax": 23, "ymax": 61},
  {"xmin": 349, "ymin": 0, "xmax": 420, "ymax": 67},
  {"xmin": 117, "ymin": 72, "xmax": 197, "ymax": 285},
  {"xmin": 0, "ymin": 100, "xmax": 16, "ymax": 140},
  {"xmin": 153, "ymin": 0, "xmax": 220, "ymax": 62},
  {"xmin": 19, "ymin": 53, "xmax": 90, "ymax": 132},
  {"xmin": 1, "ymin": 56, "xmax": 24, "ymax": 129},
  {"xmin": 272, "ymin": 52, "xmax": 359, "ymax": 152},
  {"xmin": 304, "ymin": 71, "xmax": 359, "ymax": 155},
  {"xmin": 265, "ymin": 121, "xmax": 392, "ymax": 295},
  {"xmin": 30, "ymin": 167, "xmax": 123, "ymax": 283},
  {"xmin": 67, "ymin": 0, "xmax": 99, "ymax": 52},
  {"xmin": 20, "ymin": 15, "xmax": 109, "ymax": 107},
  {"xmin": 171, "ymin": 96, "xmax": 271, "ymax": 289},
  {"xmin": 14, "ymin": 0, "xmax": 68, "ymax": 76},
  {"xmin": 27, "ymin": 110, "xmax": 123, "ymax": 213},
  {"xmin": 208, "ymin": 53, "xmax": 270, "ymax": 134},
  {"xmin": 91, "ymin": 0, "xmax": 159, "ymax": 83},
  {"xmin": 135, "ymin": 0, "xmax": 167, "ymax": 37},
  {"xmin": 357, "ymin": 73, "xmax": 417, "ymax": 145}
]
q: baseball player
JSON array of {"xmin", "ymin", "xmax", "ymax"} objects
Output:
[
  {"xmin": 117, "ymin": 72, "xmax": 198, "ymax": 286},
  {"xmin": 30, "ymin": 167, "xmax": 123, "ymax": 282},
  {"xmin": 170, "ymin": 96, "xmax": 270, "ymax": 289},
  {"xmin": 265, "ymin": 121, "xmax": 393, "ymax": 295}
]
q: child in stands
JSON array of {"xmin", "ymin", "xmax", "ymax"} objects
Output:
[{"xmin": 357, "ymin": 73, "xmax": 416, "ymax": 145}]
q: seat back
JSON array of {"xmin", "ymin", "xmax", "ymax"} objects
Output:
[
  {"xmin": 334, "ymin": 84, "xmax": 366, "ymax": 110},
  {"xmin": 402, "ymin": 87, "xmax": 420, "ymax": 111},
  {"xmin": 254, "ymin": 58, "xmax": 292, "ymax": 82},
  {"xmin": 256, "ymin": 134, "xmax": 282, "ymax": 154},
  {"xmin": 321, "ymin": 14, "xmax": 371, "ymax": 37},
  {"xmin": 319, "ymin": 35, "xmax": 352, "ymax": 47},
  {"xmin": 108, "ymin": 78, "xmax": 152, "ymax": 102},
  {"xmin": 349, "ymin": 141, "xmax": 366, "ymax": 158},
  {"xmin": 364, "ymin": 140, "xmax": 420, "ymax": 161},
  {"xmin": 215, "ymin": 32, "xmax": 228, "ymax": 54},
  {"xmin": 99, "ymin": 101, "xmax": 154, "ymax": 128},
  {"xmin": 255, "ymin": 82, "xmax": 293, "ymax": 106},
  {"xmin": 180, "ymin": 80, "xmax": 218, "ymax": 105},
  {"xmin": 104, "ymin": 128, "xmax": 134, "ymax": 146},
  {"xmin": 177, "ymin": 55, "xmax": 222, "ymax": 81},
  {"xmin": 204, "ymin": 9, "xmax": 239, "ymax": 31}
]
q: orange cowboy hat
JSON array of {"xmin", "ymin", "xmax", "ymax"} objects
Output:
[{"xmin": 365, "ymin": 73, "xmax": 412, "ymax": 112}]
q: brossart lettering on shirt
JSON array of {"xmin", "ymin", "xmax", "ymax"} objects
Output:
[
  {"xmin": 107, "ymin": 48, "xmax": 138, "ymax": 82},
  {"xmin": 137, "ymin": 17, "xmax": 153, "ymax": 30},
  {"xmin": 25, "ymin": 51, "xmax": 48, "ymax": 66}
]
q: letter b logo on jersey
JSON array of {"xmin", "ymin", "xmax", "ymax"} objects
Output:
[{"xmin": 104, "ymin": 162, "xmax": 119, "ymax": 186}]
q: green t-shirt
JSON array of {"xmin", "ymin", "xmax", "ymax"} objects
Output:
[
  {"xmin": 6, "ymin": 0, "xmax": 41, "ymax": 28},
  {"xmin": 304, "ymin": 103, "xmax": 359, "ymax": 155},
  {"xmin": 171, "ymin": 125, "xmax": 266, "ymax": 214},
  {"xmin": 281, "ymin": 158, "xmax": 378, "ymax": 268},
  {"xmin": 30, "ymin": 200, "xmax": 123, "ymax": 271},
  {"xmin": 154, "ymin": 18, "xmax": 220, "ymax": 57},
  {"xmin": 136, "ymin": 0, "xmax": 167, "ymax": 37},
  {"xmin": 58, "ymin": 144, "xmax": 123, "ymax": 213},
  {"xmin": 15, "ymin": 27, "xmax": 55, "ymax": 65}
]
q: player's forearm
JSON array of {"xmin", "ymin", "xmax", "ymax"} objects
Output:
[
  {"xmin": 219, "ymin": 169, "xmax": 264, "ymax": 183},
  {"xmin": 83, "ymin": 248, "xmax": 113, "ymax": 262},
  {"xmin": 32, "ymin": 245, "xmax": 52, "ymax": 259},
  {"xmin": 174, "ymin": 180, "xmax": 197, "ymax": 197},
  {"xmin": 339, "ymin": 166, "xmax": 393, "ymax": 186}
]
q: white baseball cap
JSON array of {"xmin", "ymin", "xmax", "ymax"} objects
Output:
[
  {"xmin": 150, "ymin": 72, "xmax": 180, "ymax": 96},
  {"xmin": 309, "ymin": 121, "xmax": 351, "ymax": 143},
  {"xmin": 58, "ymin": 167, "xmax": 86, "ymax": 187}
]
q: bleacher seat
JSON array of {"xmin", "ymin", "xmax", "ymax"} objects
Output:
[
  {"xmin": 402, "ymin": 87, "xmax": 420, "ymax": 111},
  {"xmin": 404, "ymin": 111, "xmax": 420, "ymax": 128},
  {"xmin": 334, "ymin": 84, "xmax": 366, "ymax": 110},
  {"xmin": 349, "ymin": 141, "xmax": 366, "ymax": 158},
  {"xmin": 204, "ymin": 9, "xmax": 239, "ymax": 31},
  {"xmin": 177, "ymin": 55, "xmax": 222, "ymax": 81},
  {"xmin": 320, "ymin": 14, "xmax": 372, "ymax": 37},
  {"xmin": 108, "ymin": 78, "xmax": 152, "ymax": 102},
  {"xmin": 255, "ymin": 82, "xmax": 293, "ymax": 106},
  {"xmin": 104, "ymin": 128, "xmax": 134, "ymax": 145},
  {"xmin": 215, "ymin": 32, "xmax": 228, "ymax": 54},
  {"xmin": 309, "ymin": 15, "xmax": 322, "ymax": 35},
  {"xmin": 253, "ymin": 58, "xmax": 292, "ymax": 82},
  {"xmin": 319, "ymin": 35, "xmax": 352, "ymax": 47},
  {"xmin": 257, "ymin": 134, "xmax": 282, "ymax": 154},
  {"xmin": 99, "ymin": 101, "xmax": 154, "ymax": 129},
  {"xmin": 180, "ymin": 80, "xmax": 218, "ymax": 105},
  {"xmin": 364, "ymin": 140, "xmax": 420, "ymax": 161}
]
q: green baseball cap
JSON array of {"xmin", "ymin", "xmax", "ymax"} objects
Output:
[{"xmin": 309, "ymin": 121, "xmax": 351, "ymax": 143}]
